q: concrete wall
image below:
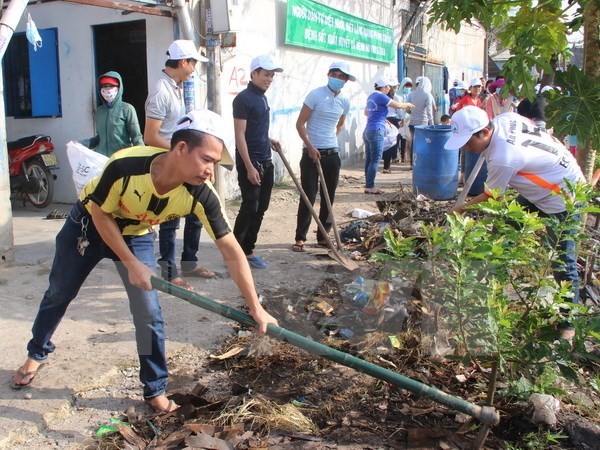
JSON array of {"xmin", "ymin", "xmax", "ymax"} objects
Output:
[{"xmin": 5, "ymin": 3, "xmax": 174, "ymax": 203}]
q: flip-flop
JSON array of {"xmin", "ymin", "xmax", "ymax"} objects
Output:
[
  {"xmin": 147, "ymin": 398, "xmax": 180, "ymax": 414},
  {"xmin": 170, "ymin": 277, "xmax": 194, "ymax": 290},
  {"xmin": 291, "ymin": 243, "xmax": 305, "ymax": 253},
  {"xmin": 247, "ymin": 256, "xmax": 269, "ymax": 269},
  {"xmin": 364, "ymin": 188, "xmax": 384, "ymax": 195},
  {"xmin": 182, "ymin": 266, "xmax": 216, "ymax": 279},
  {"xmin": 11, "ymin": 365, "xmax": 42, "ymax": 390}
]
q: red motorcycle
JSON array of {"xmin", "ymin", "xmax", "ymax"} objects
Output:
[{"xmin": 8, "ymin": 134, "xmax": 58, "ymax": 208}]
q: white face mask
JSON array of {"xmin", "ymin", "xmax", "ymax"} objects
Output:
[{"xmin": 101, "ymin": 87, "xmax": 118, "ymax": 103}]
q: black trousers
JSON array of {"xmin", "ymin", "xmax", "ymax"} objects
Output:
[
  {"xmin": 382, "ymin": 117, "xmax": 401, "ymax": 169},
  {"xmin": 295, "ymin": 151, "xmax": 341, "ymax": 243},
  {"xmin": 233, "ymin": 160, "xmax": 274, "ymax": 256}
]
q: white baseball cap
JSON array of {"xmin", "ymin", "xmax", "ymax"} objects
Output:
[
  {"xmin": 444, "ymin": 106, "xmax": 490, "ymax": 150},
  {"xmin": 328, "ymin": 61, "xmax": 356, "ymax": 81},
  {"xmin": 175, "ymin": 109, "xmax": 234, "ymax": 170},
  {"xmin": 470, "ymin": 77, "xmax": 483, "ymax": 87},
  {"xmin": 250, "ymin": 55, "xmax": 283, "ymax": 72},
  {"xmin": 374, "ymin": 76, "xmax": 391, "ymax": 88},
  {"xmin": 166, "ymin": 40, "xmax": 208, "ymax": 62}
]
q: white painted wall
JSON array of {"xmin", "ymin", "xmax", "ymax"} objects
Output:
[
  {"xmin": 217, "ymin": 0, "xmax": 399, "ymax": 197},
  {"xmin": 5, "ymin": 3, "xmax": 175, "ymax": 203},
  {"xmin": 427, "ymin": 20, "xmax": 486, "ymax": 84},
  {"xmin": 4, "ymin": 0, "xmax": 484, "ymax": 204}
]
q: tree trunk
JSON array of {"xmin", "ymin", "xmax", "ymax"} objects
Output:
[{"xmin": 579, "ymin": 0, "xmax": 600, "ymax": 181}]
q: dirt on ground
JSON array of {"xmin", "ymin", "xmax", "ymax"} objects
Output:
[{"xmin": 0, "ymin": 161, "xmax": 598, "ymax": 449}]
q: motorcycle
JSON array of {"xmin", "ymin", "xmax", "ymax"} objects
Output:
[{"xmin": 8, "ymin": 134, "xmax": 58, "ymax": 208}]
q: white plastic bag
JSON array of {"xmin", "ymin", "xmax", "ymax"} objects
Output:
[
  {"xmin": 383, "ymin": 120, "xmax": 399, "ymax": 149},
  {"xmin": 66, "ymin": 141, "xmax": 109, "ymax": 196}
]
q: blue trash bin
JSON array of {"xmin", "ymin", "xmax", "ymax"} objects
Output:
[
  {"xmin": 463, "ymin": 149, "xmax": 488, "ymax": 196},
  {"xmin": 412, "ymin": 125, "xmax": 458, "ymax": 200}
]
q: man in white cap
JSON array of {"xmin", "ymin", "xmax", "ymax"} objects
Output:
[
  {"xmin": 145, "ymin": 39, "xmax": 215, "ymax": 289},
  {"xmin": 11, "ymin": 109, "xmax": 278, "ymax": 413},
  {"xmin": 292, "ymin": 61, "xmax": 356, "ymax": 252},
  {"xmin": 232, "ymin": 54, "xmax": 283, "ymax": 269},
  {"xmin": 446, "ymin": 106, "xmax": 585, "ymax": 315}
]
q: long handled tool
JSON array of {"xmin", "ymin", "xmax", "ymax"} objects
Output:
[
  {"xmin": 151, "ymin": 276, "xmax": 500, "ymax": 427},
  {"xmin": 315, "ymin": 158, "xmax": 343, "ymax": 251},
  {"xmin": 278, "ymin": 151, "xmax": 359, "ymax": 271},
  {"xmin": 454, "ymin": 153, "xmax": 484, "ymax": 210}
]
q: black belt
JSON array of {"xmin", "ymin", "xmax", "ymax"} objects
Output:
[{"xmin": 303, "ymin": 147, "xmax": 338, "ymax": 156}]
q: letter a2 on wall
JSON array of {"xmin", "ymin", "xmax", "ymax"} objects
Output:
[{"xmin": 285, "ymin": 0, "xmax": 394, "ymax": 64}]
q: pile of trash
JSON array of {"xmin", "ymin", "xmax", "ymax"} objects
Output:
[{"xmin": 340, "ymin": 185, "xmax": 453, "ymax": 258}]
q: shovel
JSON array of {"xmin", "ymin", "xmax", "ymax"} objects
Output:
[
  {"xmin": 278, "ymin": 151, "xmax": 359, "ymax": 272},
  {"xmin": 315, "ymin": 158, "xmax": 343, "ymax": 251}
]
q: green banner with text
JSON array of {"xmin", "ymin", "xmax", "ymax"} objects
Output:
[{"xmin": 285, "ymin": 0, "xmax": 395, "ymax": 63}]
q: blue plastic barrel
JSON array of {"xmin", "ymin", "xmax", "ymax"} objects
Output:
[
  {"xmin": 463, "ymin": 149, "xmax": 488, "ymax": 196},
  {"xmin": 412, "ymin": 125, "xmax": 458, "ymax": 200}
]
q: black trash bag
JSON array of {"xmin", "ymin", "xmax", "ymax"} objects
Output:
[{"xmin": 341, "ymin": 220, "xmax": 368, "ymax": 243}]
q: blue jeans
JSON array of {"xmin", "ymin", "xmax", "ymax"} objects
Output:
[
  {"xmin": 363, "ymin": 128, "xmax": 385, "ymax": 189},
  {"xmin": 27, "ymin": 201, "xmax": 168, "ymax": 400},
  {"xmin": 516, "ymin": 196, "xmax": 580, "ymax": 303},
  {"xmin": 158, "ymin": 214, "xmax": 202, "ymax": 280}
]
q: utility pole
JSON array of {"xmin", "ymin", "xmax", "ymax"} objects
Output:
[
  {"xmin": 0, "ymin": 0, "xmax": 30, "ymax": 264},
  {"xmin": 204, "ymin": 0, "xmax": 226, "ymax": 201}
]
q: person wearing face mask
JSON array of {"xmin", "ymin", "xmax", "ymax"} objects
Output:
[
  {"xmin": 85, "ymin": 71, "xmax": 143, "ymax": 157},
  {"xmin": 485, "ymin": 77, "xmax": 513, "ymax": 120},
  {"xmin": 293, "ymin": 61, "xmax": 356, "ymax": 252},
  {"xmin": 363, "ymin": 76, "xmax": 414, "ymax": 193}
]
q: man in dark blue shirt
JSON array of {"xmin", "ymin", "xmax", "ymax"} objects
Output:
[{"xmin": 232, "ymin": 55, "xmax": 283, "ymax": 269}]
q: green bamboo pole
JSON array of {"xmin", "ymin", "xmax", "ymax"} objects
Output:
[{"xmin": 151, "ymin": 277, "xmax": 500, "ymax": 426}]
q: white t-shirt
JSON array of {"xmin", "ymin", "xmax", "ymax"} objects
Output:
[
  {"xmin": 304, "ymin": 85, "xmax": 350, "ymax": 149},
  {"xmin": 483, "ymin": 113, "xmax": 584, "ymax": 213}
]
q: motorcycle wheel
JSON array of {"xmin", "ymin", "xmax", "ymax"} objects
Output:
[{"xmin": 25, "ymin": 159, "xmax": 54, "ymax": 208}]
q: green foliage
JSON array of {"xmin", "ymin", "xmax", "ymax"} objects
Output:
[
  {"xmin": 505, "ymin": 429, "xmax": 568, "ymax": 450},
  {"xmin": 373, "ymin": 184, "xmax": 598, "ymax": 397},
  {"xmin": 545, "ymin": 66, "xmax": 600, "ymax": 150}
]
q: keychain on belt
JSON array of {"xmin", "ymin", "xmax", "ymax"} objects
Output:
[{"xmin": 77, "ymin": 217, "xmax": 90, "ymax": 256}]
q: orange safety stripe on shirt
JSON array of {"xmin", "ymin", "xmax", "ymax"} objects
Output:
[{"xmin": 516, "ymin": 171, "xmax": 561, "ymax": 194}]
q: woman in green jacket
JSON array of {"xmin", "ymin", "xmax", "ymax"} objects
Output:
[{"xmin": 87, "ymin": 71, "xmax": 143, "ymax": 156}]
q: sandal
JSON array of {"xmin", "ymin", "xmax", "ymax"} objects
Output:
[
  {"xmin": 170, "ymin": 277, "xmax": 194, "ymax": 290},
  {"xmin": 147, "ymin": 398, "xmax": 180, "ymax": 414},
  {"xmin": 182, "ymin": 266, "xmax": 216, "ymax": 279},
  {"xmin": 11, "ymin": 364, "xmax": 43, "ymax": 390},
  {"xmin": 382, "ymin": 169, "xmax": 392, "ymax": 174},
  {"xmin": 292, "ymin": 243, "xmax": 305, "ymax": 253},
  {"xmin": 247, "ymin": 256, "xmax": 269, "ymax": 269},
  {"xmin": 364, "ymin": 188, "xmax": 384, "ymax": 195}
]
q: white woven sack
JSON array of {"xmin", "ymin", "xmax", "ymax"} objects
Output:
[{"xmin": 66, "ymin": 141, "xmax": 109, "ymax": 196}]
